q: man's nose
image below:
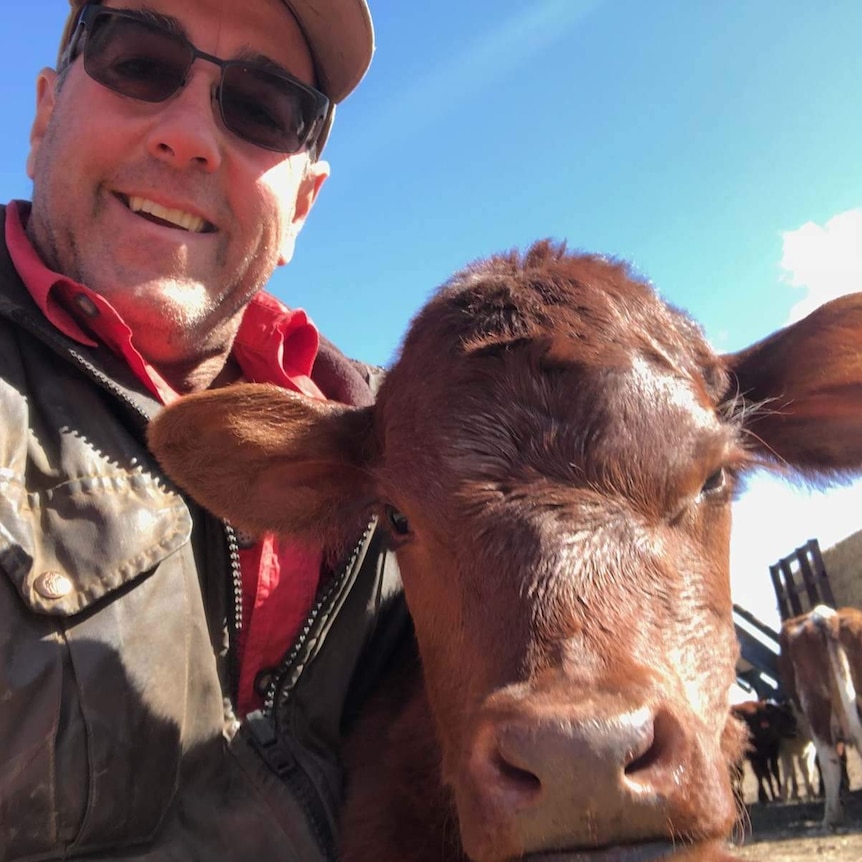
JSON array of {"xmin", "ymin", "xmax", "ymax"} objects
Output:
[{"xmin": 145, "ymin": 69, "xmax": 224, "ymax": 170}]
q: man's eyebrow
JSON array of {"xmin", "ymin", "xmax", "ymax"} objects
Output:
[{"xmin": 135, "ymin": 6, "xmax": 186, "ymax": 38}]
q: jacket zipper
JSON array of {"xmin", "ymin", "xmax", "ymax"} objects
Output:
[
  {"xmin": 262, "ymin": 522, "xmax": 372, "ymax": 715},
  {"xmin": 249, "ymin": 522, "xmax": 373, "ymax": 861},
  {"xmin": 224, "ymin": 522, "xmax": 244, "ymax": 701}
]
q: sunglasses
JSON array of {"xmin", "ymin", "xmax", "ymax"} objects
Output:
[{"xmin": 62, "ymin": 4, "xmax": 331, "ymax": 154}]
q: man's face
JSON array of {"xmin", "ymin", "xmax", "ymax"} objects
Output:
[{"xmin": 26, "ymin": 0, "xmax": 329, "ymax": 373}]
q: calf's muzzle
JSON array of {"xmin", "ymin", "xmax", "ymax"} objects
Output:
[{"xmin": 454, "ymin": 690, "xmax": 736, "ymax": 860}]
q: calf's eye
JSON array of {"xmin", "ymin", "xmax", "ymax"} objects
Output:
[
  {"xmin": 385, "ymin": 505, "xmax": 411, "ymax": 536},
  {"xmin": 701, "ymin": 468, "xmax": 726, "ymax": 495}
]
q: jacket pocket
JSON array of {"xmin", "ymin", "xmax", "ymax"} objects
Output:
[
  {"xmin": 0, "ymin": 468, "xmax": 191, "ymax": 616},
  {"xmin": 0, "ymin": 468, "xmax": 198, "ymax": 858}
]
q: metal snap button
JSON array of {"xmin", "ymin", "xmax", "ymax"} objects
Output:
[{"xmin": 34, "ymin": 571, "xmax": 73, "ymax": 600}]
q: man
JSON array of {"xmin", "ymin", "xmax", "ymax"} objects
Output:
[{"xmin": 0, "ymin": 1, "xmax": 405, "ymax": 859}]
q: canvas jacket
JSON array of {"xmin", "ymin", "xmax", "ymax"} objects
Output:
[{"xmin": 0, "ymin": 205, "xmax": 408, "ymax": 862}]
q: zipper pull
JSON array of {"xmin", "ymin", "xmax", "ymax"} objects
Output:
[{"xmin": 244, "ymin": 710, "xmax": 297, "ymax": 778}]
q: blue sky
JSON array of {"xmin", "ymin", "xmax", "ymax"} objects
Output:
[{"xmin": 2, "ymin": 1, "xmax": 861, "ymax": 630}]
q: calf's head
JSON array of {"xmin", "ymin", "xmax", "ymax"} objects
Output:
[{"xmin": 149, "ymin": 242, "xmax": 862, "ymax": 860}]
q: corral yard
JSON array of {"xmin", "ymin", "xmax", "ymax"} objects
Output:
[{"xmin": 732, "ymin": 752, "xmax": 862, "ymax": 861}]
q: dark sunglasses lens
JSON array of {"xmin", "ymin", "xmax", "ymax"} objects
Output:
[
  {"xmin": 221, "ymin": 65, "xmax": 319, "ymax": 152},
  {"xmin": 84, "ymin": 14, "xmax": 191, "ymax": 102}
]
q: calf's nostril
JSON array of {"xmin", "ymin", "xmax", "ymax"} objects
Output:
[
  {"xmin": 486, "ymin": 734, "xmax": 544, "ymax": 808},
  {"xmin": 491, "ymin": 746, "xmax": 542, "ymax": 797},
  {"xmin": 624, "ymin": 720, "xmax": 659, "ymax": 775},
  {"xmin": 623, "ymin": 709, "xmax": 681, "ymax": 785}
]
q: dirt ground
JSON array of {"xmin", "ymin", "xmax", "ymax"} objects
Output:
[{"xmin": 730, "ymin": 751, "xmax": 862, "ymax": 862}]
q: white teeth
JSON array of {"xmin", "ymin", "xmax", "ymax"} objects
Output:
[{"xmin": 127, "ymin": 195, "xmax": 207, "ymax": 233}]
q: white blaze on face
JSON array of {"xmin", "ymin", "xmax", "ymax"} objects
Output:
[{"xmin": 628, "ymin": 354, "xmax": 714, "ymax": 430}]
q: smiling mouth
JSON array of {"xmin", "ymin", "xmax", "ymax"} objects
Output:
[{"xmin": 118, "ymin": 194, "xmax": 215, "ymax": 234}]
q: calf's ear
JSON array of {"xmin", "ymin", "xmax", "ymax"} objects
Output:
[
  {"xmin": 724, "ymin": 292, "xmax": 862, "ymax": 477},
  {"xmin": 147, "ymin": 383, "xmax": 378, "ymax": 538}
]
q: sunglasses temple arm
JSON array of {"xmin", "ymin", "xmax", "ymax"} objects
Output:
[{"xmin": 58, "ymin": 15, "xmax": 87, "ymax": 72}]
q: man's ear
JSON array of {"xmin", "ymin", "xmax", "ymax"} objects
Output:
[
  {"xmin": 27, "ymin": 68, "xmax": 59, "ymax": 180},
  {"xmin": 278, "ymin": 158, "xmax": 329, "ymax": 265}
]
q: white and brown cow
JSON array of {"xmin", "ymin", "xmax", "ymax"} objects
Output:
[
  {"xmin": 149, "ymin": 243, "xmax": 862, "ymax": 861},
  {"xmin": 779, "ymin": 605, "xmax": 862, "ymax": 827}
]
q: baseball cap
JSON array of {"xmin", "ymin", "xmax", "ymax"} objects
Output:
[{"xmin": 57, "ymin": 0, "xmax": 375, "ymax": 147}]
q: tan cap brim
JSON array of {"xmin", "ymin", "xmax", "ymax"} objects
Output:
[{"xmin": 281, "ymin": 0, "xmax": 374, "ymax": 104}]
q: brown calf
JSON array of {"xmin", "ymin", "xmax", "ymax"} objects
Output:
[
  {"xmin": 731, "ymin": 700, "xmax": 785, "ymax": 803},
  {"xmin": 779, "ymin": 605, "xmax": 862, "ymax": 827},
  {"xmin": 149, "ymin": 242, "xmax": 862, "ymax": 861}
]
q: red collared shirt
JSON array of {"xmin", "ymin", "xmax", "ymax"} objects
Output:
[{"xmin": 6, "ymin": 200, "xmax": 323, "ymax": 716}]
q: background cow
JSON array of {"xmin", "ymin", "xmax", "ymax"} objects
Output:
[
  {"xmin": 149, "ymin": 242, "xmax": 862, "ymax": 861},
  {"xmin": 731, "ymin": 700, "xmax": 790, "ymax": 803},
  {"xmin": 779, "ymin": 605, "xmax": 862, "ymax": 828},
  {"xmin": 730, "ymin": 699, "xmax": 817, "ymax": 805}
]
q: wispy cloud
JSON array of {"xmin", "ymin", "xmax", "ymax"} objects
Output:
[
  {"xmin": 345, "ymin": 0, "xmax": 605, "ymax": 157},
  {"xmin": 780, "ymin": 208, "xmax": 862, "ymax": 323}
]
